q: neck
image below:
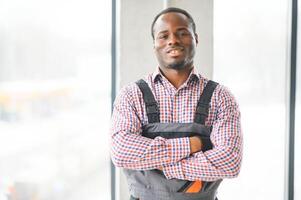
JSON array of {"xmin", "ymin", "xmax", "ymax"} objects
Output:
[{"xmin": 160, "ymin": 66, "xmax": 193, "ymax": 89}]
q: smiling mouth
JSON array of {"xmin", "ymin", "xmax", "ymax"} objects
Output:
[{"xmin": 167, "ymin": 48, "xmax": 184, "ymax": 57}]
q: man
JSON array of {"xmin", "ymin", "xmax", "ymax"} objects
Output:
[{"xmin": 111, "ymin": 7, "xmax": 242, "ymax": 200}]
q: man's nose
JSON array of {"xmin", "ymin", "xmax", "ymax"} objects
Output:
[{"xmin": 168, "ymin": 34, "xmax": 180, "ymax": 45}]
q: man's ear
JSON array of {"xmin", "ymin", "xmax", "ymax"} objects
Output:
[{"xmin": 194, "ymin": 33, "xmax": 199, "ymax": 45}]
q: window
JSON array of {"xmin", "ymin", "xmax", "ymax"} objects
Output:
[
  {"xmin": 213, "ymin": 0, "xmax": 288, "ymax": 199},
  {"xmin": 0, "ymin": 1, "xmax": 111, "ymax": 199}
]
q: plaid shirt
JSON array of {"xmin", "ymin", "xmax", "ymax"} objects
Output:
[{"xmin": 111, "ymin": 68, "xmax": 242, "ymax": 182}]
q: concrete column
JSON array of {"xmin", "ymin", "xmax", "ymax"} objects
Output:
[
  {"xmin": 118, "ymin": 0, "xmax": 213, "ymax": 87},
  {"xmin": 117, "ymin": 0, "xmax": 163, "ymax": 87}
]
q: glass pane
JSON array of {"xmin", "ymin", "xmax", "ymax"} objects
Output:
[
  {"xmin": 213, "ymin": 0, "xmax": 288, "ymax": 199},
  {"xmin": 0, "ymin": 0, "xmax": 111, "ymax": 199}
]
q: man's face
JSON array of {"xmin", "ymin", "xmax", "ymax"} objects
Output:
[{"xmin": 153, "ymin": 12, "xmax": 198, "ymax": 70}]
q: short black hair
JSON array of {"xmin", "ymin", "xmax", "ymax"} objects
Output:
[{"xmin": 151, "ymin": 7, "xmax": 196, "ymax": 40}]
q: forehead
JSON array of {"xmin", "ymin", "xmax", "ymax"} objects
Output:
[{"xmin": 153, "ymin": 12, "xmax": 191, "ymax": 33}]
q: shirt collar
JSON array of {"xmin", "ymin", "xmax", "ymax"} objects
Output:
[
  {"xmin": 152, "ymin": 67, "xmax": 201, "ymax": 83},
  {"xmin": 152, "ymin": 68, "xmax": 162, "ymax": 82}
]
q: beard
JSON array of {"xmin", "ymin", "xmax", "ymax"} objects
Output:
[{"xmin": 167, "ymin": 60, "xmax": 186, "ymax": 70}]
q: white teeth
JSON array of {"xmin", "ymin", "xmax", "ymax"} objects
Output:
[{"xmin": 168, "ymin": 49, "xmax": 182, "ymax": 55}]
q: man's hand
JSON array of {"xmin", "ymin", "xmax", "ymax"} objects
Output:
[
  {"xmin": 157, "ymin": 136, "xmax": 202, "ymax": 171},
  {"xmin": 189, "ymin": 136, "xmax": 203, "ymax": 154}
]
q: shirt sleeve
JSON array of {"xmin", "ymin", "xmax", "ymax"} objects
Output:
[
  {"xmin": 110, "ymin": 84, "xmax": 191, "ymax": 170},
  {"xmin": 162, "ymin": 86, "xmax": 243, "ymax": 181}
]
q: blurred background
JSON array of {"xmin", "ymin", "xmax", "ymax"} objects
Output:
[
  {"xmin": 0, "ymin": 0, "xmax": 111, "ymax": 199},
  {"xmin": 0, "ymin": 0, "xmax": 300, "ymax": 200}
]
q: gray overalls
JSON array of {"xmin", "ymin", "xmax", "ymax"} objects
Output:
[{"xmin": 124, "ymin": 79, "xmax": 222, "ymax": 200}]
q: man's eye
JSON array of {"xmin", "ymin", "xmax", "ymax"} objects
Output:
[
  {"xmin": 158, "ymin": 34, "xmax": 168, "ymax": 39},
  {"xmin": 178, "ymin": 31, "xmax": 190, "ymax": 37}
]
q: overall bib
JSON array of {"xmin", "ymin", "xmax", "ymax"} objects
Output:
[{"xmin": 124, "ymin": 79, "xmax": 222, "ymax": 200}]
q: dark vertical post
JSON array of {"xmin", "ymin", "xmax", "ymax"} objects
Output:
[
  {"xmin": 289, "ymin": 0, "xmax": 297, "ymax": 199},
  {"xmin": 111, "ymin": 0, "xmax": 117, "ymax": 199}
]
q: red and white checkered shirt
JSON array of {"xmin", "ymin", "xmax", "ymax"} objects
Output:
[{"xmin": 111, "ymin": 68, "xmax": 243, "ymax": 182}]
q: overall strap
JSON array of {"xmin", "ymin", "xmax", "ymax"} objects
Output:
[
  {"xmin": 194, "ymin": 80, "xmax": 218, "ymax": 124},
  {"xmin": 136, "ymin": 79, "xmax": 160, "ymax": 123}
]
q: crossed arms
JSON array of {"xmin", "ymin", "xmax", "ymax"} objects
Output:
[{"xmin": 110, "ymin": 85, "xmax": 242, "ymax": 182}]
